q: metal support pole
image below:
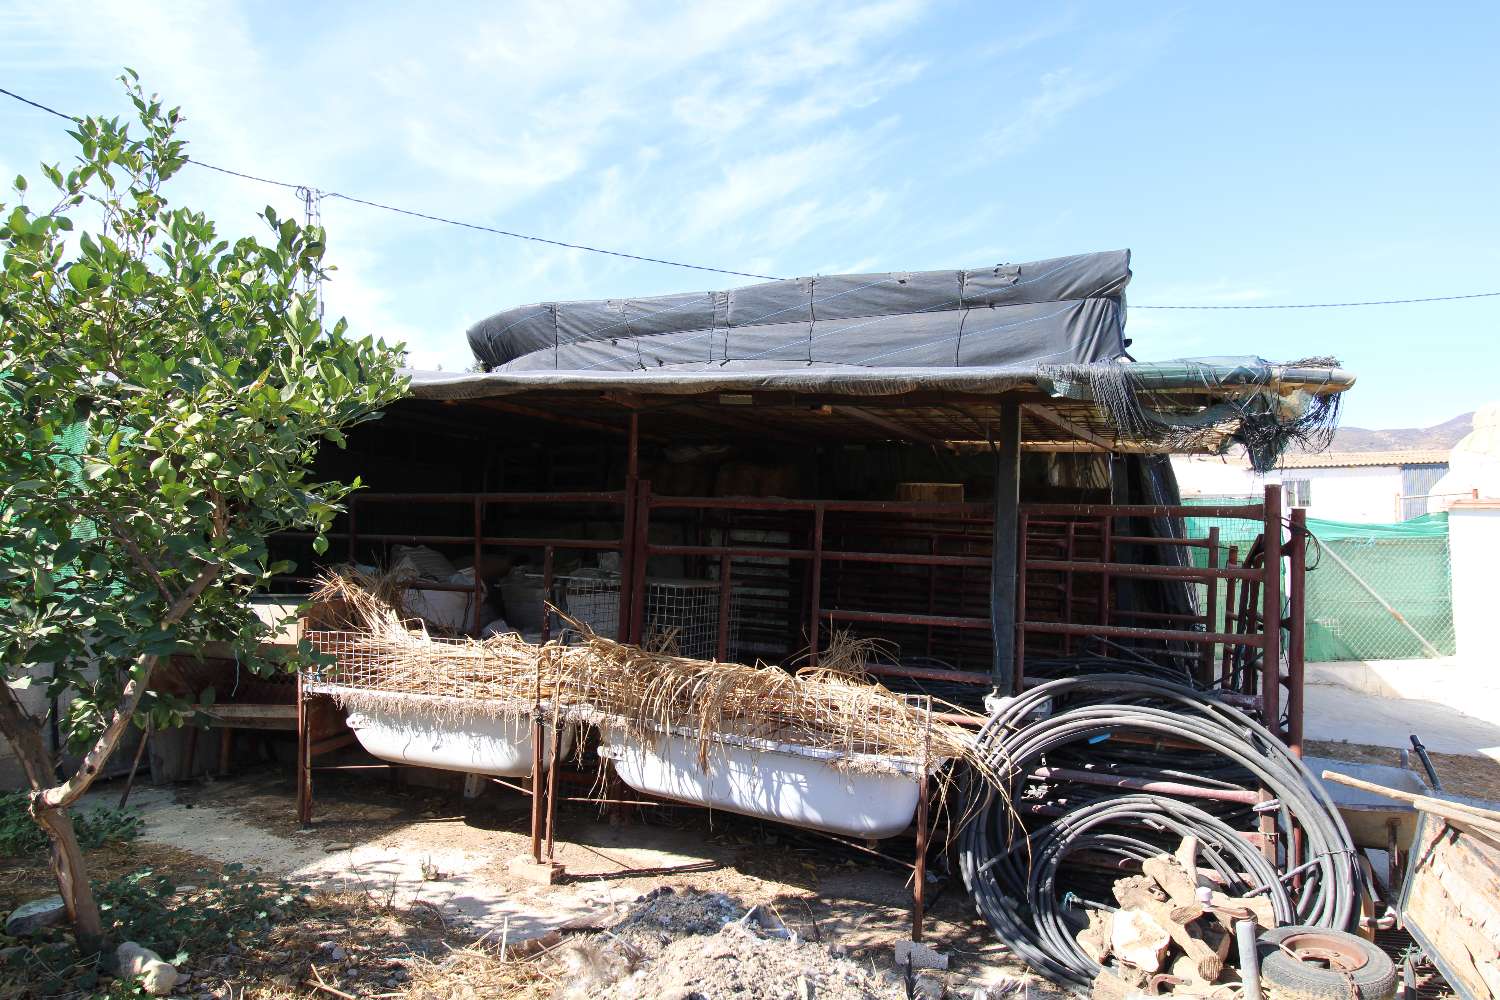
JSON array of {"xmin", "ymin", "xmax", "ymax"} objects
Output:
[
  {"xmin": 1259, "ymin": 485, "xmax": 1283, "ymax": 864},
  {"xmin": 716, "ymin": 554, "xmax": 732, "ymax": 661},
  {"xmin": 296, "ymin": 669, "xmax": 312, "ymax": 828},
  {"xmin": 1262, "ymin": 484, "xmax": 1283, "ymax": 733},
  {"xmin": 989, "ymin": 402, "xmax": 1022, "ymax": 695},
  {"xmin": 1203, "ymin": 526, "xmax": 1220, "ymax": 685},
  {"xmin": 809, "ymin": 504, "xmax": 825, "ymax": 666},
  {"xmin": 629, "ymin": 480, "xmax": 652, "ymax": 645},
  {"xmin": 617, "ymin": 412, "xmax": 640, "ymax": 641},
  {"xmin": 545, "ymin": 715, "xmax": 561, "ymax": 862},
  {"xmin": 912, "ymin": 700, "xmax": 931, "ymax": 943},
  {"xmin": 541, "ymin": 546, "xmax": 555, "ymax": 643},
  {"xmin": 1287, "ymin": 509, "xmax": 1306, "ymax": 756},
  {"xmin": 472, "ymin": 496, "xmax": 484, "ymax": 635},
  {"xmin": 529, "ymin": 711, "xmax": 544, "ymax": 865}
]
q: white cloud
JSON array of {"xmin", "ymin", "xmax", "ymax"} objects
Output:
[
  {"xmin": 983, "ymin": 67, "xmax": 1118, "ymax": 159},
  {"xmin": 0, "ymin": 0, "xmax": 956, "ymax": 366}
]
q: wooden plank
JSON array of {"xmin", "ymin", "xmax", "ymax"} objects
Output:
[{"xmin": 1403, "ymin": 818, "xmax": 1500, "ymax": 1000}]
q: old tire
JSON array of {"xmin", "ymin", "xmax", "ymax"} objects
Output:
[{"xmin": 1257, "ymin": 926, "xmax": 1396, "ymax": 1000}]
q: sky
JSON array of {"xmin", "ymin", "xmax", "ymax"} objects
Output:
[{"xmin": 1, "ymin": 1, "xmax": 1497, "ymax": 429}]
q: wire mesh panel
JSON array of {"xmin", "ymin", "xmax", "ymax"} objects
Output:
[
  {"xmin": 1186, "ymin": 498, "xmax": 1457, "ymax": 662},
  {"xmin": 643, "ymin": 579, "xmax": 738, "ymax": 661},
  {"xmin": 548, "ymin": 574, "xmax": 621, "ymax": 638},
  {"xmin": 544, "ymin": 575, "xmax": 740, "ymax": 661},
  {"xmin": 1303, "ymin": 520, "xmax": 1455, "ymax": 661}
]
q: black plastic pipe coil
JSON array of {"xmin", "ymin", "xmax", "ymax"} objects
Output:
[{"xmin": 958, "ymin": 676, "xmax": 1360, "ymax": 995}]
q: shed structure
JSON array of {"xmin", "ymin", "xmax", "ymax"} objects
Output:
[{"xmin": 268, "ymin": 250, "xmax": 1350, "ymax": 748}]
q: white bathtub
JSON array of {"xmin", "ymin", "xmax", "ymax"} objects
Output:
[
  {"xmin": 598, "ymin": 724, "xmax": 934, "ymax": 839},
  {"xmin": 314, "ymin": 686, "xmax": 573, "ymax": 777}
]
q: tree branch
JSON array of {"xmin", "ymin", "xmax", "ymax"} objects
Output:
[{"xmin": 41, "ymin": 562, "xmax": 220, "ymax": 810}]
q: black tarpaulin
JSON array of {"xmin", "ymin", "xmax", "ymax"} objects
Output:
[{"xmin": 467, "ymin": 250, "xmax": 1132, "ymax": 373}]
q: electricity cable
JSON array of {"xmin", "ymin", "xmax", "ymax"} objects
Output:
[{"xmin": 5, "ymin": 84, "xmax": 1499, "ymax": 304}]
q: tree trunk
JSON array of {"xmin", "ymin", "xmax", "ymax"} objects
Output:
[
  {"xmin": 0, "ymin": 680, "xmax": 108, "ymax": 954},
  {"xmin": 33, "ymin": 804, "xmax": 105, "ymax": 954}
]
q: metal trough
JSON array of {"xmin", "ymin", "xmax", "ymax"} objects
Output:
[
  {"xmin": 598, "ymin": 723, "xmax": 936, "ymax": 839},
  {"xmin": 313, "ymin": 685, "xmax": 573, "ymax": 777}
]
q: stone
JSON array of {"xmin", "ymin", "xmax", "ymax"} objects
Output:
[
  {"xmin": 117, "ymin": 941, "xmax": 182, "ymax": 996},
  {"xmin": 1110, "ymin": 909, "xmax": 1171, "ymax": 973},
  {"xmin": 318, "ymin": 941, "xmax": 347, "ymax": 961},
  {"xmin": 894, "ymin": 940, "xmax": 949, "ymax": 971},
  {"xmin": 323, "ymin": 842, "xmax": 354, "ymax": 852},
  {"xmin": 5, "ymin": 896, "xmax": 66, "ymax": 936}
]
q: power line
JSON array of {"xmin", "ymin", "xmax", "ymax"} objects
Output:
[
  {"xmin": 321, "ymin": 191, "xmax": 777, "ymax": 279},
  {"xmin": 1132, "ymin": 291, "xmax": 1500, "ymax": 309},
  {"xmin": 5, "ymin": 84, "xmax": 1500, "ymax": 305},
  {"xmin": 1, "ymin": 84, "xmax": 777, "ymax": 281}
]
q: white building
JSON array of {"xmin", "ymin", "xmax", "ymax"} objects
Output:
[{"xmin": 1172, "ymin": 449, "xmax": 1450, "ymax": 522}]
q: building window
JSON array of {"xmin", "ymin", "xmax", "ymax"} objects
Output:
[{"xmin": 1284, "ymin": 479, "xmax": 1312, "ymax": 507}]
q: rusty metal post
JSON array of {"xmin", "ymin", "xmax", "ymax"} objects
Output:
[
  {"xmin": 809, "ymin": 504, "xmax": 825, "ymax": 666},
  {"xmin": 1203, "ymin": 526, "xmax": 1220, "ymax": 685},
  {"xmin": 716, "ymin": 554, "xmax": 732, "ymax": 661},
  {"xmin": 541, "ymin": 545, "xmax": 555, "ymax": 643},
  {"xmin": 1259, "ymin": 485, "xmax": 1284, "ymax": 864},
  {"xmin": 529, "ymin": 710, "xmax": 544, "ymax": 864},
  {"xmin": 1015, "ymin": 509, "xmax": 1029, "ymax": 695},
  {"xmin": 617, "ymin": 412, "xmax": 640, "ymax": 641},
  {"xmin": 1262, "ymin": 484, "xmax": 1283, "ymax": 732},
  {"xmin": 1221, "ymin": 544, "xmax": 1240, "ymax": 683},
  {"xmin": 296, "ymin": 669, "xmax": 312, "ymax": 828},
  {"xmin": 1287, "ymin": 508, "xmax": 1307, "ymax": 756},
  {"xmin": 545, "ymin": 712, "xmax": 561, "ymax": 862},
  {"xmin": 472, "ymin": 496, "xmax": 484, "ymax": 635},
  {"xmin": 912, "ymin": 700, "xmax": 931, "ymax": 942},
  {"xmin": 1062, "ymin": 520, "xmax": 1076, "ymax": 654},
  {"xmin": 1100, "ymin": 514, "xmax": 1113, "ymax": 630},
  {"xmin": 629, "ymin": 479, "xmax": 652, "ymax": 645}
]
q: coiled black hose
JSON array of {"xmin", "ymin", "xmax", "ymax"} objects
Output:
[{"xmin": 958, "ymin": 676, "xmax": 1360, "ymax": 995}]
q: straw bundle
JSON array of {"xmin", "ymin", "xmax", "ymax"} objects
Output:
[{"xmin": 303, "ymin": 571, "xmax": 995, "ymax": 781}]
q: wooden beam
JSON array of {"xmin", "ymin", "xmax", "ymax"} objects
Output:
[
  {"xmin": 1023, "ymin": 402, "xmax": 1119, "ymax": 451},
  {"xmin": 991, "ymin": 402, "xmax": 1022, "ymax": 694},
  {"xmin": 469, "ymin": 398, "xmax": 632, "ymax": 437},
  {"xmin": 837, "ymin": 406, "xmax": 949, "ymax": 447}
]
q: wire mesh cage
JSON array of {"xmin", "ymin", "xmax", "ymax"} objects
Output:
[{"xmin": 543, "ymin": 575, "xmax": 741, "ymax": 661}]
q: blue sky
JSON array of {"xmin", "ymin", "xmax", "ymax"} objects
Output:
[{"xmin": 2, "ymin": 1, "xmax": 1496, "ymax": 428}]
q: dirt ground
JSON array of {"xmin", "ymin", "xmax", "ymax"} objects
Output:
[
  {"xmin": 1, "ymin": 763, "xmax": 1028, "ymax": 998},
  {"xmin": 7, "ymin": 742, "xmax": 1494, "ymax": 998}
]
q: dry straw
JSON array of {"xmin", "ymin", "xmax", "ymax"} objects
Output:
[{"xmin": 304, "ymin": 571, "xmax": 1003, "ymax": 784}]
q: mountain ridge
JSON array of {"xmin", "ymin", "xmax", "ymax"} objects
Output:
[{"xmin": 1328, "ymin": 411, "xmax": 1471, "ymax": 452}]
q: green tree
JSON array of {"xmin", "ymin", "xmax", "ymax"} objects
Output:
[{"xmin": 0, "ymin": 73, "xmax": 407, "ymax": 950}]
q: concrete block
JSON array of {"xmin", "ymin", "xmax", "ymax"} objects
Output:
[
  {"xmin": 507, "ymin": 855, "xmax": 566, "ymax": 885},
  {"xmin": 895, "ymin": 939, "xmax": 949, "ymax": 970}
]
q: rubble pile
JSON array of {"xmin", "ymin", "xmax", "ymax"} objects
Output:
[
  {"xmin": 1080, "ymin": 842, "xmax": 1273, "ymax": 1000},
  {"xmin": 557, "ymin": 887, "xmax": 905, "ymax": 1000}
]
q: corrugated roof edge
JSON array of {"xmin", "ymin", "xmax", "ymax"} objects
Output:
[{"xmin": 1276, "ymin": 449, "xmax": 1450, "ymax": 469}]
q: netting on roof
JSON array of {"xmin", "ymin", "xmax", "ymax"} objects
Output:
[{"xmin": 1039, "ymin": 357, "xmax": 1343, "ymax": 472}]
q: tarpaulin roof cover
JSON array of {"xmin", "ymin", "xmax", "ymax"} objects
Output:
[{"xmin": 467, "ymin": 249, "xmax": 1131, "ymax": 374}]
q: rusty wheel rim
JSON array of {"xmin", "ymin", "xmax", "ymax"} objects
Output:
[{"xmin": 1279, "ymin": 932, "xmax": 1370, "ymax": 974}]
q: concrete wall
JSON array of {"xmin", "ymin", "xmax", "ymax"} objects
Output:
[
  {"xmin": 1450, "ymin": 501, "xmax": 1500, "ymax": 687},
  {"xmin": 1171, "ymin": 457, "xmax": 1409, "ymax": 523},
  {"xmin": 1284, "ymin": 466, "xmax": 1407, "ymax": 523}
]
